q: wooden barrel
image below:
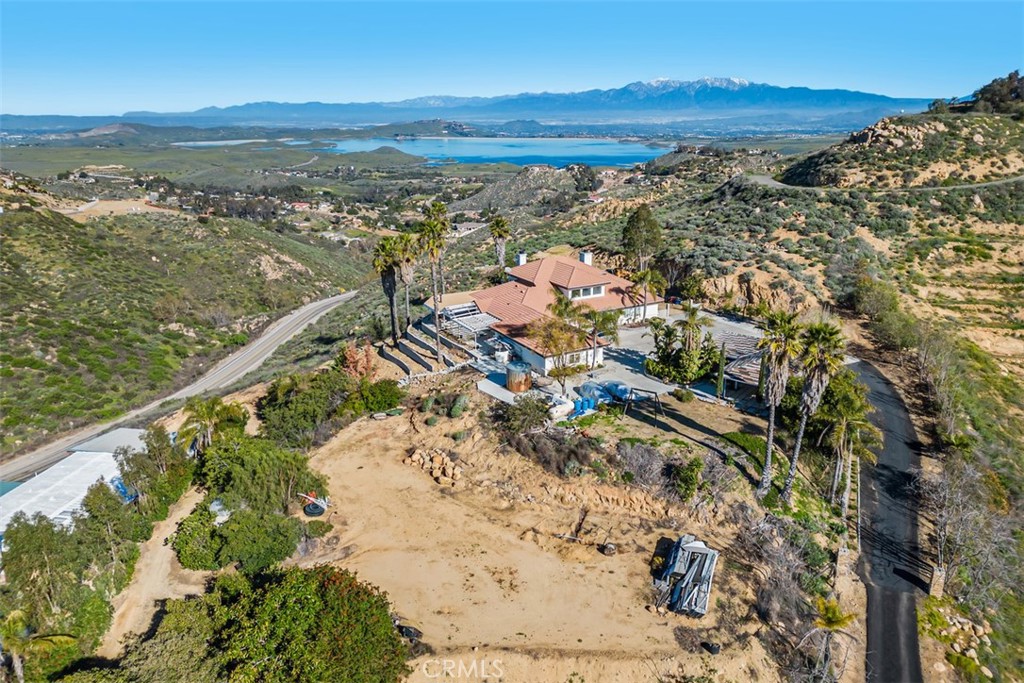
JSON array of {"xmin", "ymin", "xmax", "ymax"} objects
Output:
[{"xmin": 506, "ymin": 361, "xmax": 533, "ymax": 393}]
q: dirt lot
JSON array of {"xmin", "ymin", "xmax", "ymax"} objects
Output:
[{"xmin": 289, "ymin": 372, "xmax": 865, "ymax": 682}]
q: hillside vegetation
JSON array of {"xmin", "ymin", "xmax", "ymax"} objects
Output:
[
  {"xmin": 780, "ymin": 113, "xmax": 1024, "ymax": 188},
  {"xmin": 0, "ymin": 190, "xmax": 371, "ymax": 455}
]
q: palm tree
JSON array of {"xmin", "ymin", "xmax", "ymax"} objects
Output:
[
  {"xmin": 423, "ymin": 201, "xmax": 451, "ymax": 296},
  {"xmin": 394, "ymin": 232, "xmax": 420, "ymax": 330},
  {"xmin": 756, "ymin": 311, "xmax": 804, "ymax": 499},
  {"xmin": 372, "ymin": 236, "xmax": 402, "ymax": 346},
  {"xmin": 179, "ymin": 396, "xmax": 248, "ymax": 456},
  {"xmin": 418, "ymin": 203, "xmax": 449, "ymax": 363},
  {"xmin": 781, "ymin": 322, "xmax": 847, "ymax": 507},
  {"xmin": 629, "ymin": 269, "xmax": 667, "ymax": 321},
  {"xmin": 674, "ymin": 304, "xmax": 712, "ymax": 354},
  {"xmin": 547, "ymin": 287, "xmax": 585, "ymax": 325},
  {"xmin": 829, "ymin": 409, "xmax": 880, "ymax": 518},
  {"xmin": 582, "ymin": 308, "xmax": 619, "ymax": 370},
  {"xmin": 488, "ymin": 214, "xmax": 511, "ymax": 278},
  {"xmin": 798, "ymin": 597, "xmax": 857, "ymax": 683},
  {"xmin": 0, "ymin": 610, "xmax": 75, "ymax": 683}
]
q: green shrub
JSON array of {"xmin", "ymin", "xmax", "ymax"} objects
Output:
[
  {"xmin": 217, "ymin": 510, "xmax": 303, "ymax": 575},
  {"xmin": 306, "ymin": 520, "xmax": 333, "ymax": 538},
  {"xmin": 361, "ymin": 379, "xmax": 405, "ymax": 413},
  {"xmin": 425, "ymin": 416, "xmax": 438, "ymax": 426},
  {"xmin": 172, "ymin": 505, "xmax": 222, "ymax": 570},
  {"xmin": 674, "ymin": 457, "xmax": 704, "ymax": 502},
  {"xmin": 491, "ymin": 394, "xmax": 550, "ymax": 435},
  {"xmin": 420, "ymin": 396, "xmax": 435, "ymax": 413},
  {"xmin": 672, "ymin": 388, "xmax": 695, "ymax": 403},
  {"xmin": 451, "ymin": 430, "xmax": 467, "ymax": 442}
]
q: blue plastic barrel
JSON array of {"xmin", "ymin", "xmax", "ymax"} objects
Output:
[{"xmin": 573, "ymin": 399, "xmax": 582, "ymax": 413}]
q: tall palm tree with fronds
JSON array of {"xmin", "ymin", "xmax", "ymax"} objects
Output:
[
  {"xmin": 798, "ymin": 597, "xmax": 857, "ymax": 683},
  {"xmin": 373, "ymin": 236, "xmax": 402, "ymax": 346},
  {"xmin": 674, "ymin": 305, "xmax": 712, "ymax": 354},
  {"xmin": 629, "ymin": 269, "xmax": 667, "ymax": 321},
  {"xmin": 418, "ymin": 202, "xmax": 449, "ymax": 362},
  {"xmin": 829, "ymin": 408, "xmax": 880, "ymax": 518},
  {"xmin": 424, "ymin": 201, "xmax": 451, "ymax": 296},
  {"xmin": 0, "ymin": 610, "xmax": 75, "ymax": 683},
  {"xmin": 179, "ymin": 396, "xmax": 249, "ymax": 456},
  {"xmin": 756, "ymin": 311, "xmax": 804, "ymax": 499},
  {"xmin": 488, "ymin": 214, "xmax": 511, "ymax": 278},
  {"xmin": 582, "ymin": 308, "xmax": 620, "ymax": 370},
  {"xmin": 781, "ymin": 321, "xmax": 847, "ymax": 507},
  {"xmin": 394, "ymin": 232, "xmax": 420, "ymax": 330}
]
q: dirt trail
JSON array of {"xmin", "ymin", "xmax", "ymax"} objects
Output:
[{"xmin": 98, "ymin": 488, "xmax": 210, "ymax": 658}]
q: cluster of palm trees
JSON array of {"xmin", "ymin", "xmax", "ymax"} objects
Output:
[
  {"xmin": 756, "ymin": 312, "xmax": 877, "ymax": 512},
  {"xmin": 372, "ymin": 203, "xmax": 513, "ymax": 364}
]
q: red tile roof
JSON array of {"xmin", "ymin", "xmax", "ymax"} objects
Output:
[{"xmin": 464, "ymin": 256, "xmax": 657, "ymax": 355}]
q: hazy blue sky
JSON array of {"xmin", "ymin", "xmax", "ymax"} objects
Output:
[{"xmin": 2, "ymin": 0, "xmax": 1021, "ymax": 115}]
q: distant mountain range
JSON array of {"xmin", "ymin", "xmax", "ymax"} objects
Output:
[{"xmin": 2, "ymin": 78, "xmax": 932, "ymax": 135}]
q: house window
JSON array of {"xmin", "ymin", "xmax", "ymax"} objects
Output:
[
  {"xmin": 570, "ymin": 285, "xmax": 604, "ymax": 300},
  {"xmin": 565, "ymin": 352, "xmax": 583, "ymax": 365}
]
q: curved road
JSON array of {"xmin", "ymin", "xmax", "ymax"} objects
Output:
[
  {"xmin": 854, "ymin": 360, "xmax": 927, "ymax": 683},
  {"xmin": 746, "ymin": 173, "xmax": 1024, "ymax": 193},
  {"xmin": 0, "ymin": 291, "xmax": 358, "ymax": 482}
]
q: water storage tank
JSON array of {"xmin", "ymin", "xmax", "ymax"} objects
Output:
[
  {"xmin": 506, "ymin": 361, "xmax": 533, "ymax": 393},
  {"xmin": 494, "ymin": 349, "xmax": 510, "ymax": 364}
]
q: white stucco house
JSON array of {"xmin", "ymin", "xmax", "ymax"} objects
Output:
[{"xmin": 430, "ymin": 251, "xmax": 659, "ymax": 375}]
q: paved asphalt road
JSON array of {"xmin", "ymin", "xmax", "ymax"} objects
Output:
[
  {"xmin": 854, "ymin": 360, "xmax": 927, "ymax": 683},
  {"xmin": 0, "ymin": 291, "xmax": 358, "ymax": 482},
  {"xmin": 746, "ymin": 173, "xmax": 1024, "ymax": 193}
]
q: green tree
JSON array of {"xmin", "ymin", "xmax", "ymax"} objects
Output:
[
  {"xmin": 215, "ymin": 567, "xmax": 409, "ymax": 683},
  {"xmin": 528, "ymin": 316, "xmax": 587, "ymax": 396},
  {"xmin": 621, "ymin": 203, "xmax": 663, "ymax": 271},
  {"xmin": 0, "ymin": 610, "xmax": 75, "ymax": 683},
  {"xmin": 798, "ymin": 597, "xmax": 857, "ymax": 683},
  {"xmin": 372, "ymin": 236, "xmax": 402, "ymax": 347},
  {"xmin": 674, "ymin": 305, "xmax": 712, "ymax": 354},
  {"xmin": 630, "ymin": 269, "xmax": 667, "ymax": 321},
  {"xmin": 216, "ymin": 510, "xmax": 302, "ymax": 575},
  {"xmin": 418, "ymin": 201, "xmax": 450, "ymax": 362},
  {"xmin": 582, "ymin": 308, "xmax": 619, "ymax": 370},
  {"xmin": 488, "ymin": 214, "xmax": 511, "ymax": 278},
  {"xmin": 781, "ymin": 321, "xmax": 846, "ymax": 507},
  {"xmin": 172, "ymin": 504, "xmax": 222, "ymax": 570},
  {"xmin": 178, "ymin": 396, "xmax": 248, "ymax": 456},
  {"xmin": 756, "ymin": 311, "xmax": 804, "ymax": 499}
]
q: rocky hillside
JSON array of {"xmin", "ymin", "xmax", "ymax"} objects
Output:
[
  {"xmin": 451, "ymin": 165, "xmax": 579, "ymax": 213},
  {"xmin": 780, "ymin": 113, "xmax": 1024, "ymax": 188},
  {"xmin": 0, "ymin": 176, "xmax": 371, "ymax": 455}
]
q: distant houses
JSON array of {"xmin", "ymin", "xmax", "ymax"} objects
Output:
[{"xmin": 429, "ymin": 252, "xmax": 659, "ymax": 375}]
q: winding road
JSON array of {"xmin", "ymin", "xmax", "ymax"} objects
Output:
[
  {"xmin": 854, "ymin": 360, "xmax": 927, "ymax": 683},
  {"xmin": 0, "ymin": 291, "xmax": 358, "ymax": 482},
  {"xmin": 746, "ymin": 173, "xmax": 1024, "ymax": 193}
]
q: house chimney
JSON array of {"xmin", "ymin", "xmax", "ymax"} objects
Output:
[
  {"xmin": 579, "ymin": 251, "xmax": 593, "ymax": 266},
  {"xmin": 515, "ymin": 252, "xmax": 528, "ymax": 266}
]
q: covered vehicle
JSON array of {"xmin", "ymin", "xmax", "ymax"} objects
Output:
[
  {"xmin": 653, "ymin": 535, "xmax": 719, "ymax": 617},
  {"xmin": 603, "ymin": 381, "xmax": 633, "ymax": 402},
  {"xmin": 576, "ymin": 381, "xmax": 613, "ymax": 405}
]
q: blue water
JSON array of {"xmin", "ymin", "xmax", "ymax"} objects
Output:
[
  {"xmin": 0, "ymin": 481, "xmax": 21, "ymax": 497},
  {"xmin": 315, "ymin": 137, "xmax": 668, "ymax": 167}
]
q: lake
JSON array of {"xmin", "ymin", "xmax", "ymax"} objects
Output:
[{"xmin": 315, "ymin": 137, "xmax": 668, "ymax": 167}]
